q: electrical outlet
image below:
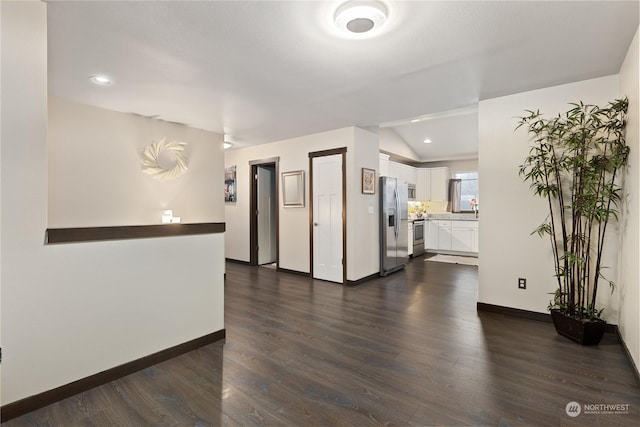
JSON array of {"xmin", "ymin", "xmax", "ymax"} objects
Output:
[{"xmin": 518, "ymin": 278, "xmax": 526, "ymax": 289}]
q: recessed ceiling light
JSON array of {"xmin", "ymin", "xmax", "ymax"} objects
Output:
[
  {"xmin": 423, "ymin": 139, "xmax": 432, "ymax": 144},
  {"xmin": 89, "ymin": 75, "xmax": 113, "ymax": 86},
  {"xmin": 334, "ymin": 1, "xmax": 387, "ymax": 36}
]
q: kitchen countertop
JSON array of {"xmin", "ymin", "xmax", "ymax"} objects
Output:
[{"xmin": 425, "ymin": 213, "xmax": 478, "ymax": 221}]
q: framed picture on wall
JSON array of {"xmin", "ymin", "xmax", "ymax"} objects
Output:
[
  {"xmin": 224, "ymin": 165, "xmax": 237, "ymax": 202},
  {"xmin": 282, "ymin": 170, "xmax": 304, "ymax": 207},
  {"xmin": 362, "ymin": 168, "xmax": 375, "ymax": 194}
]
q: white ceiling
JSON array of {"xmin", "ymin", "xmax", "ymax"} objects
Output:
[
  {"xmin": 382, "ymin": 106, "xmax": 479, "ymax": 162},
  {"xmin": 47, "ymin": 1, "xmax": 638, "ymax": 161}
]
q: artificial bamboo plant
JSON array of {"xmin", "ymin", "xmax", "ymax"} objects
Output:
[{"xmin": 517, "ymin": 98, "xmax": 629, "ymax": 321}]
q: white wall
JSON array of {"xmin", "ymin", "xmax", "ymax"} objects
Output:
[
  {"xmin": 478, "ymin": 75, "xmax": 621, "ymax": 320},
  {"xmin": 618, "ymin": 28, "xmax": 640, "ymax": 370},
  {"xmin": 379, "ymin": 127, "xmax": 420, "ymax": 162},
  {"xmin": 0, "ymin": 0, "xmax": 5, "ymax": 406},
  {"xmin": 49, "ymin": 97, "xmax": 223, "ymax": 227},
  {"xmin": 349, "ymin": 127, "xmax": 380, "ymax": 280},
  {"xmin": 225, "ymin": 127, "xmax": 351, "ymax": 269},
  {"xmin": 1, "ymin": 1, "xmax": 225, "ymax": 405},
  {"xmin": 225, "ymin": 126, "xmax": 380, "ymax": 281}
]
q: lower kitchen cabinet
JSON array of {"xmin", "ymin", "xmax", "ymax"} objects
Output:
[
  {"xmin": 451, "ymin": 227, "xmax": 471, "ymax": 252},
  {"xmin": 426, "ymin": 219, "xmax": 478, "ymax": 254},
  {"xmin": 437, "ymin": 221, "xmax": 452, "ymax": 250},
  {"xmin": 472, "ymin": 228, "xmax": 478, "ymax": 252},
  {"xmin": 449, "ymin": 220, "xmax": 478, "ymax": 253},
  {"xmin": 426, "ymin": 220, "xmax": 440, "ymax": 250}
]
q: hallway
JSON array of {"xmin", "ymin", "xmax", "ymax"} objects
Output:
[{"xmin": 5, "ymin": 259, "xmax": 639, "ymax": 426}]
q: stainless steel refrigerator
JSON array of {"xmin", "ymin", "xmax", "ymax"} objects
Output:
[{"xmin": 380, "ymin": 176, "xmax": 409, "ymax": 276}]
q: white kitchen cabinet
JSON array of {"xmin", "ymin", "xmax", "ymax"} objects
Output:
[
  {"xmin": 379, "ymin": 153, "xmax": 390, "ymax": 177},
  {"xmin": 471, "ymin": 227, "xmax": 479, "ymax": 252},
  {"xmin": 426, "ymin": 220, "xmax": 439, "ymax": 250},
  {"xmin": 426, "ymin": 219, "xmax": 478, "ymax": 254},
  {"xmin": 451, "ymin": 229, "xmax": 471, "ymax": 252},
  {"xmin": 406, "ymin": 165, "xmax": 417, "ymax": 186},
  {"xmin": 451, "ymin": 226, "xmax": 473, "ymax": 252},
  {"xmin": 388, "ymin": 161, "xmax": 416, "ymax": 185},
  {"xmin": 430, "ymin": 167, "xmax": 450, "ymax": 201},
  {"xmin": 388, "ymin": 161, "xmax": 401, "ymax": 180},
  {"xmin": 416, "ymin": 168, "xmax": 430, "ymax": 201},
  {"xmin": 437, "ymin": 220, "xmax": 452, "ymax": 250},
  {"xmin": 415, "ymin": 167, "xmax": 449, "ymax": 202}
]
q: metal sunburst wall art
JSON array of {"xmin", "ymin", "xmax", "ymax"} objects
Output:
[{"xmin": 142, "ymin": 138, "xmax": 189, "ymax": 182}]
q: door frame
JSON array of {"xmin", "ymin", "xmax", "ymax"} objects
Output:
[
  {"xmin": 249, "ymin": 157, "xmax": 280, "ymax": 267},
  {"xmin": 308, "ymin": 148, "xmax": 347, "ymax": 285}
]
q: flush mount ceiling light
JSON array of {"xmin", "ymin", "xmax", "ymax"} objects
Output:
[
  {"xmin": 89, "ymin": 75, "xmax": 113, "ymax": 86},
  {"xmin": 334, "ymin": 1, "xmax": 387, "ymax": 36},
  {"xmin": 423, "ymin": 139, "xmax": 432, "ymax": 144},
  {"xmin": 223, "ymin": 134, "xmax": 234, "ymax": 150}
]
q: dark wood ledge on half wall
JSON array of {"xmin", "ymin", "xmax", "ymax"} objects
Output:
[{"xmin": 46, "ymin": 222, "xmax": 225, "ymax": 244}]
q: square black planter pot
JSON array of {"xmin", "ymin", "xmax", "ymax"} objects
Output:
[{"xmin": 550, "ymin": 309, "xmax": 606, "ymax": 345}]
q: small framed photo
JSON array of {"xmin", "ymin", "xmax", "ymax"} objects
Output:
[
  {"xmin": 224, "ymin": 165, "xmax": 237, "ymax": 202},
  {"xmin": 362, "ymin": 168, "xmax": 375, "ymax": 194}
]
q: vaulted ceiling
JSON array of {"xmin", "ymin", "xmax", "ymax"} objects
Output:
[{"xmin": 47, "ymin": 1, "xmax": 638, "ymax": 161}]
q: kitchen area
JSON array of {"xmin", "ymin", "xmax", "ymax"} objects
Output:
[{"xmin": 379, "ymin": 153, "xmax": 479, "ymax": 262}]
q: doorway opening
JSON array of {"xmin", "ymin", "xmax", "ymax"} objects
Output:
[{"xmin": 250, "ymin": 158, "xmax": 279, "ymax": 267}]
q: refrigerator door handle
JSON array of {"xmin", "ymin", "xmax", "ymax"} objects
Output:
[
  {"xmin": 397, "ymin": 193, "xmax": 400, "ymax": 241},
  {"xmin": 394, "ymin": 187, "xmax": 400, "ymax": 241},
  {"xmin": 392, "ymin": 188, "xmax": 396, "ymax": 240}
]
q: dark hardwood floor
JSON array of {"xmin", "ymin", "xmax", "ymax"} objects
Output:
[{"xmin": 4, "ymin": 258, "xmax": 639, "ymax": 426}]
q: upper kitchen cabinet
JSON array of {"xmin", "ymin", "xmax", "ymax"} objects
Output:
[
  {"xmin": 430, "ymin": 167, "xmax": 449, "ymax": 200},
  {"xmin": 388, "ymin": 160, "xmax": 417, "ymax": 185},
  {"xmin": 388, "ymin": 161, "xmax": 400, "ymax": 179},
  {"xmin": 404, "ymin": 163, "xmax": 417, "ymax": 185},
  {"xmin": 416, "ymin": 169, "xmax": 429, "ymax": 201},
  {"xmin": 379, "ymin": 153, "xmax": 390, "ymax": 177},
  {"xmin": 416, "ymin": 167, "xmax": 450, "ymax": 201}
]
